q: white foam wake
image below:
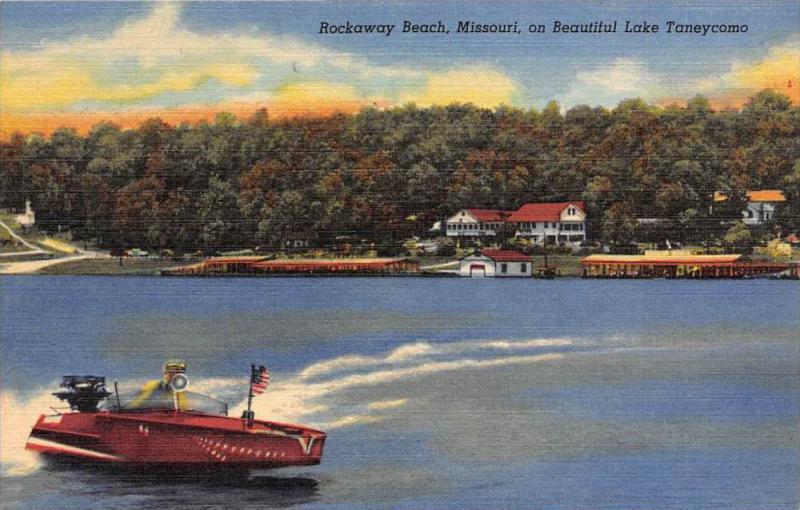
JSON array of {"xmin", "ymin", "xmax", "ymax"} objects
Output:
[
  {"xmin": 299, "ymin": 337, "xmax": 572, "ymax": 380},
  {"xmin": 0, "ymin": 387, "xmax": 60, "ymax": 476},
  {"xmin": 238, "ymin": 338, "xmax": 571, "ymax": 429},
  {"xmin": 1, "ymin": 337, "xmax": 571, "ymax": 475}
]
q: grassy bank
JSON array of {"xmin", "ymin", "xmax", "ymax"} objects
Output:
[
  {"xmin": 37, "ymin": 258, "xmax": 184, "ymax": 276},
  {"xmin": 532, "ymin": 254, "xmax": 583, "ymax": 276}
]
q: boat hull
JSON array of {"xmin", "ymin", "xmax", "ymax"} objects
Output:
[{"xmin": 26, "ymin": 411, "xmax": 326, "ymax": 468}]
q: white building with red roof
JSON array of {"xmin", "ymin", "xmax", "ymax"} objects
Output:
[
  {"xmin": 458, "ymin": 249, "xmax": 533, "ymax": 278},
  {"xmin": 443, "ymin": 202, "xmax": 587, "ymax": 245},
  {"xmin": 444, "ymin": 208, "xmax": 512, "ymax": 238},
  {"xmin": 508, "ymin": 201, "xmax": 586, "ymax": 245}
]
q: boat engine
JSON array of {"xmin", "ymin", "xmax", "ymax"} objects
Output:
[{"xmin": 53, "ymin": 376, "xmax": 112, "ymax": 412}]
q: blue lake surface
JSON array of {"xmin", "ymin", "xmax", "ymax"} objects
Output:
[{"xmin": 1, "ymin": 276, "xmax": 798, "ymax": 509}]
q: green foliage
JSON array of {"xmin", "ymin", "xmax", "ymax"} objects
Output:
[
  {"xmin": 723, "ymin": 221, "xmax": 754, "ymax": 254},
  {"xmin": 0, "ymin": 90, "xmax": 798, "ymax": 252},
  {"xmin": 199, "ymin": 175, "xmax": 240, "ymax": 253},
  {"xmin": 436, "ymin": 237, "xmax": 456, "ymax": 257},
  {"xmin": 601, "ymin": 202, "xmax": 638, "ymax": 246}
]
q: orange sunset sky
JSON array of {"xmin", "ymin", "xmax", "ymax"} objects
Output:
[{"xmin": 1, "ymin": 2, "xmax": 798, "ymax": 136}]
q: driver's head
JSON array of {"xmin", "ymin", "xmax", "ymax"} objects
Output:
[{"xmin": 162, "ymin": 360, "xmax": 187, "ymax": 384}]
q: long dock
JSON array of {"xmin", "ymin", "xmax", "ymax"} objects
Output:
[
  {"xmin": 580, "ymin": 253, "xmax": 798, "ymax": 279},
  {"xmin": 162, "ymin": 256, "xmax": 420, "ymax": 276}
]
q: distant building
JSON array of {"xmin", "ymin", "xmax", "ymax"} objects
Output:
[
  {"xmin": 713, "ymin": 190, "xmax": 786, "ymax": 225},
  {"xmin": 444, "ymin": 209, "xmax": 511, "ymax": 238},
  {"xmin": 458, "ymin": 249, "xmax": 532, "ymax": 278},
  {"xmin": 442, "ymin": 202, "xmax": 587, "ymax": 245},
  {"xmin": 15, "ymin": 199, "xmax": 35, "ymax": 229},
  {"xmin": 284, "ymin": 231, "xmax": 311, "ymax": 251},
  {"xmin": 508, "ymin": 201, "xmax": 586, "ymax": 245}
]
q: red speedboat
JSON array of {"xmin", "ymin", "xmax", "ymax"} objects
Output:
[{"xmin": 26, "ymin": 362, "xmax": 326, "ymax": 469}]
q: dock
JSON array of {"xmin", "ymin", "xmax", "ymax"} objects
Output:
[
  {"xmin": 580, "ymin": 252, "xmax": 798, "ymax": 279},
  {"xmin": 162, "ymin": 256, "xmax": 420, "ymax": 276}
]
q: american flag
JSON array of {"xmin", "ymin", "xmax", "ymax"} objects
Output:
[{"xmin": 250, "ymin": 365, "xmax": 269, "ymax": 396}]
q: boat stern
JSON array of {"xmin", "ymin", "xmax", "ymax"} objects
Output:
[{"xmin": 26, "ymin": 413, "xmax": 122, "ymax": 462}]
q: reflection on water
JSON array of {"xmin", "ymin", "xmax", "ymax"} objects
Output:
[{"xmin": 36, "ymin": 458, "xmax": 320, "ymax": 509}]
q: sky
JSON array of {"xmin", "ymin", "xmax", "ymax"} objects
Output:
[{"xmin": 1, "ymin": 0, "xmax": 798, "ymax": 135}]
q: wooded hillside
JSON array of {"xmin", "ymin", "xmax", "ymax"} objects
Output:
[{"xmin": 1, "ymin": 90, "xmax": 798, "ymax": 253}]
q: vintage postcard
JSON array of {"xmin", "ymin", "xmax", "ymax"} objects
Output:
[{"xmin": 1, "ymin": 1, "xmax": 798, "ymax": 508}]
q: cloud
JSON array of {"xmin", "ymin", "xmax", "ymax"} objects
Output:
[
  {"xmin": 575, "ymin": 58, "xmax": 654, "ymax": 94},
  {"xmin": 693, "ymin": 35, "xmax": 800, "ymax": 107},
  {"xmin": 0, "ymin": 4, "xmax": 519, "ymax": 133},
  {"xmin": 1, "ymin": 4, "xmax": 263, "ymax": 111},
  {"xmin": 400, "ymin": 66, "xmax": 519, "ymax": 108},
  {"xmin": 559, "ymin": 40, "xmax": 800, "ymax": 110},
  {"xmin": 559, "ymin": 58, "xmax": 662, "ymax": 107}
]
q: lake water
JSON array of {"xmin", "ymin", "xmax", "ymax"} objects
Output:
[{"xmin": 1, "ymin": 276, "xmax": 798, "ymax": 509}]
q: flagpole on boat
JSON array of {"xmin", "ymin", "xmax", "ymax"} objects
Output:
[{"xmin": 243, "ymin": 363, "xmax": 255, "ymax": 426}]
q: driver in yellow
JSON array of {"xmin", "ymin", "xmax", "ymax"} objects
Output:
[{"xmin": 129, "ymin": 360, "xmax": 190, "ymax": 410}]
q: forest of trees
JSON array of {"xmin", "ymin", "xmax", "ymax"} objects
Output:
[{"xmin": 1, "ymin": 89, "xmax": 798, "ymax": 255}]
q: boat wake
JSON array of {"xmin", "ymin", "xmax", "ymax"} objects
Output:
[
  {"xmin": 1, "ymin": 388, "xmax": 58, "ymax": 476},
  {"xmin": 1, "ymin": 336, "xmax": 576, "ymax": 477}
]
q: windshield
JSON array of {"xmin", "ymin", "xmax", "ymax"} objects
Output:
[{"xmin": 101, "ymin": 389, "xmax": 228, "ymax": 416}]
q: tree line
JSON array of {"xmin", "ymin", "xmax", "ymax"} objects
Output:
[{"xmin": 1, "ymin": 90, "xmax": 798, "ymax": 255}]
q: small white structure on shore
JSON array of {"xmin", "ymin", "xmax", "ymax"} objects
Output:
[
  {"xmin": 459, "ymin": 249, "xmax": 532, "ymax": 278},
  {"xmin": 15, "ymin": 200, "xmax": 36, "ymax": 229}
]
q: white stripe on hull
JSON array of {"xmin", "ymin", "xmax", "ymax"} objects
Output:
[{"xmin": 26, "ymin": 436, "xmax": 123, "ymax": 461}]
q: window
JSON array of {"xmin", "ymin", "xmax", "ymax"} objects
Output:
[
  {"xmin": 521, "ymin": 263, "xmax": 527, "ymax": 273},
  {"xmin": 501, "ymin": 263, "xmax": 508, "ymax": 273}
]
